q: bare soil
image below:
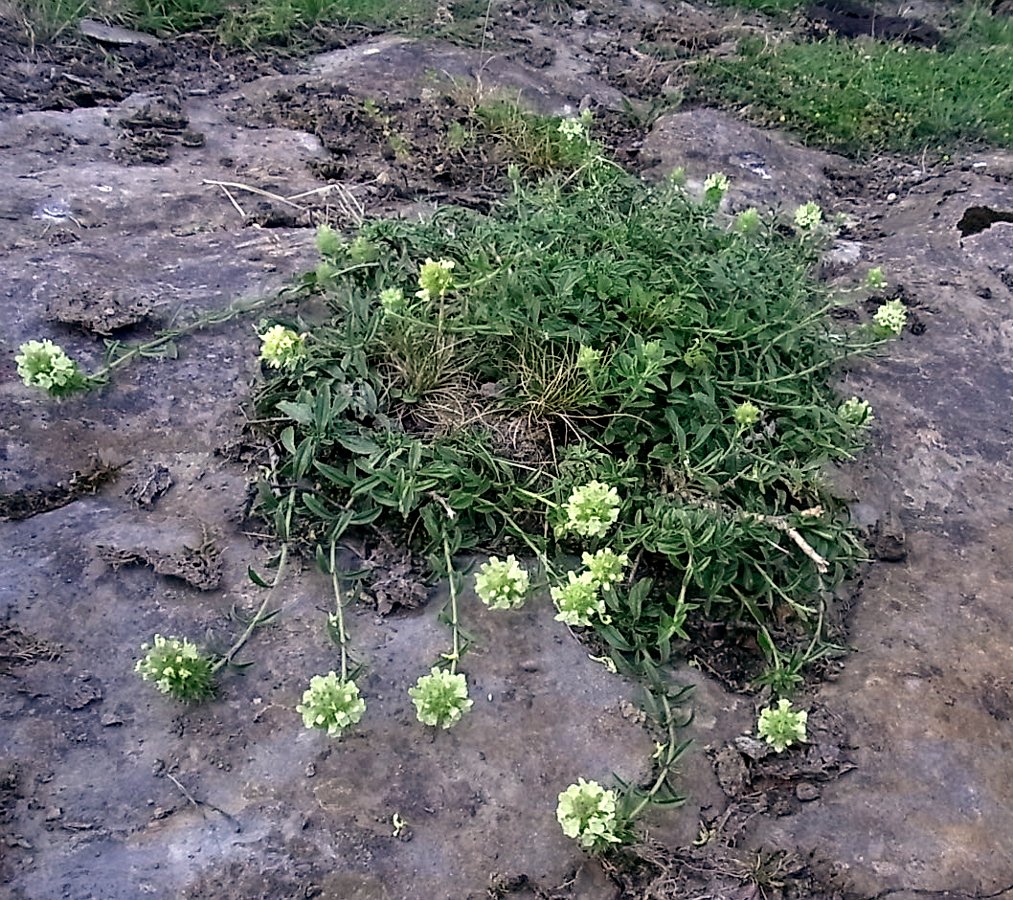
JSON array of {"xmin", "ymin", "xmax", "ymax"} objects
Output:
[{"xmin": 2, "ymin": 3, "xmax": 1013, "ymax": 898}]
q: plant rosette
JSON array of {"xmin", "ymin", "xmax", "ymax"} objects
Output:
[
  {"xmin": 474, "ymin": 555, "xmax": 530, "ymax": 610},
  {"xmin": 135, "ymin": 634, "xmax": 215, "ymax": 702},
  {"xmin": 757, "ymin": 698, "xmax": 808, "ymax": 752},
  {"xmin": 297, "ymin": 672, "xmax": 366, "ymax": 737},
  {"xmin": 409, "ymin": 666, "xmax": 473, "ymax": 729},
  {"xmin": 556, "ymin": 778, "xmax": 623, "ymax": 851}
]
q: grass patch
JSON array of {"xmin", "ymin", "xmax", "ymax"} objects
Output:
[
  {"xmin": 692, "ymin": 5, "xmax": 1013, "ymax": 156},
  {"xmin": 712, "ymin": 0, "xmax": 805, "ymax": 15},
  {"xmin": 471, "ymin": 102, "xmax": 600, "ymax": 177},
  {"xmin": 252, "ymin": 158, "xmax": 897, "ymax": 685},
  {"xmin": 10, "ymin": 0, "xmax": 486, "ymax": 46},
  {"xmin": 215, "ymin": 0, "xmax": 437, "ymax": 46},
  {"xmin": 8, "ymin": 0, "xmax": 94, "ymax": 40}
]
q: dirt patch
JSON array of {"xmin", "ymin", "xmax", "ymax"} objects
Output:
[
  {"xmin": 96, "ymin": 530, "xmax": 224, "ymax": 591},
  {"xmin": 47, "ymin": 285, "xmax": 156, "ymax": 335},
  {"xmin": 806, "ymin": 0, "xmax": 943, "ymax": 46},
  {"xmin": 0, "ymin": 29, "xmax": 292, "ymax": 114},
  {"xmin": 356, "ymin": 537, "xmax": 430, "ymax": 616},
  {"xmin": 116, "ymin": 90, "xmax": 200, "ymax": 165},
  {"xmin": 253, "ymin": 84, "xmax": 506, "ymax": 202},
  {"xmin": 0, "ymin": 463, "xmax": 120, "ymax": 521},
  {"xmin": 0, "ymin": 625, "xmax": 62, "ymax": 674}
]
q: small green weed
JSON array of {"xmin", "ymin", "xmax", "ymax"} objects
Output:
[
  {"xmin": 127, "ymin": 0, "xmax": 225, "ymax": 34},
  {"xmin": 713, "ymin": 0, "xmax": 804, "ymax": 15},
  {"xmin": 9, "ymin": 0, "xmax": 94, "ymax": 40},
  {"xmin": 694, "ymin": 6, "xmax": 1013, "ymax": 155},
  {"xmin": 473, "ymin": 102, "xmax": 600, "ymax": 177}
]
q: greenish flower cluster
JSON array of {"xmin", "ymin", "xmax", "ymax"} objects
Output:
[
  {"xmin": 793, "ymin": 201, "xmax": 823, "ymax": 230},
  {"xmin": 757, "ymin": 698, "xmax": 808, "ymax": 752},
  {"xmin": 315, "ymin": 223, "xmax": 343, "ymax": 257},
  {"xmin": 576, "ymin": 344, "xmax": 602, "ymax": 374},
  {"xmin": 556, "ymin": 778, "xmax": 622, "ymax": 851},
  {"xmin": 135, "ymin": 634, "xmax": 215, "ymax": 702},
  {"xmin": 416, "ymin": 258, "xmax": 455, "ymax": 302},
  {"xmin": 558, "ymin": 117, "xmax": 586, "ymax": 142},
  {"xmin": 552, "ymin": 570, "xmax": 608, "ymax": 628},
  {"xmin": 865, "ymin": 266, "xmax": 887, "ymax": 290},
  {"xmin": 259, "ymin": 325, "xmax": 305, "ymax": 370},
  {"xmin": 734, "ymin": 400, "xmax": 761, "ymax": 428},
  {"xmin": 474, "ymin": 555, "xmax": 529, "ymax": 610},
  {"xmin": 581, "ymin": 548, "xmax": 629, "ymax": 589},
  {"xmin": 839, "ymin": 396, "xmax": 873, "ymax": 428},
  {"xmin": 563, "ymin": 481, "xmax": 621, "ymax": 538},
  {"xmin": 734, "ymin": 207, "xmax": 761, "ymax": 234},
  {"xmin": 297, "ymin": 672, "xmax": 366, "ymax": 737},
  {"xmin": 379, "ymin": 287, "xmax": 406, "ymax": 316},
  {"xmin": 409, "ymin": 667, "xmax": 473, "ymax": 729},
  {"xmin": 15, "ymin": 339, "xmax": 87, "ymax": 397},
  {"xmin": 703, "ymin": 172, "xmax": 729, "ymax": 203},
  {"xmin": 873, "ymin": 298, "xmax": 907, "ymax": 336}
]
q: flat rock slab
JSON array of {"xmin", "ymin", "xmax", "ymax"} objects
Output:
[
  {"xmin": 79, "ymin": 18, "xmax": 162, "ymax": 47},
  {"xmin": 642, "ymin": 107, "xmax": 850, "ymax": 211},
  {"xmin": 4, "ymin": 20, "xmax": 1013, "ymax": 898}
]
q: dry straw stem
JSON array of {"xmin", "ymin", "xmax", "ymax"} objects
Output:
[
  {"xmin": 203, "ymin": 179, "xmax": 365, "ymax": 226},
  {"xmin": 749, "ymin": 506, "xmax": 829, "ymax": 573}
]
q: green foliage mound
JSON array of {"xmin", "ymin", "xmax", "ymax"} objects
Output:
[{"xmin": 254, "ymin": 164, "xmax": 889, "ymax": 680}]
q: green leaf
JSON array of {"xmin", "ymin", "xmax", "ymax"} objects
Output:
[
  {"xmin": 596, "ymin": 622, "xmax": 635, "ymax": 652},
  {"xmin": 247, "ymin": 567, "xmax": 271, "ymax": 588},
  {"xmin": 276, "ymin": 400, "xmax": 313, "ymax": 426},
  {"xmin": 336, "ymin": 431, "xmax": 381, "ymax": 456},
  {"xmin": 280, "ymin": 426, "xmax": 296, "ymax": 456}
]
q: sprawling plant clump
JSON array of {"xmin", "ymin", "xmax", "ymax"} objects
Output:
[{"xmin": 253, "ymin": 163, "xmax": 893, "ymax": 686}]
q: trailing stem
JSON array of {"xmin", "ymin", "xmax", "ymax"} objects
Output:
[
  {"xmin": 329, "ymin": 536, "xmax": 350, "ymax": 681},
  {"xmin": 443, "ymin": 534, "xmax": 461, "ymax": 674},
  {"xmin": 212, "ymin": 487, "xmax": 294, "ymax": 674}
]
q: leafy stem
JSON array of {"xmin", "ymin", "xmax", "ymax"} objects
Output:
[
  {"xmin": 211, "ymin": 487, "xmax": 294, "ymax": 674},
  {"xmin": 627, "ymin": 692, "xmax": 689, "ymax": 821},
  {"xmin": 443, "ymin": 534, "xmax": 461, "ymax": 674},
  {"xmin": 329, "ymin": 537, "xmax": 349, "ymax": 681},
  {"xmin": 91, "ymin": 294, "xmax": 283, "ymax": 387}
]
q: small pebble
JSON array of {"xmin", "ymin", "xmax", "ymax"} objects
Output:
[{"xmin": 795, "ymin": 782, "xmax": 820, "ymax": 802}]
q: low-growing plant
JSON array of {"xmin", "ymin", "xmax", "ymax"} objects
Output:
[
  {"xmin": 14, "ymin": 294, "xmax": 281, "ymax": 400},
  {"xmin": 472, "ymin": 102, "xmax": 601, "ymax": 177},
  {"xmin": 757, "ymin": 697, "xmax": 808, "ymax": 752},
  {"xmin": 251, "ymin": 150, "xmax": 901, "ymax": 693},
  {"xmin": 135, "ymin": 634, "xmax": 215, "ymax": 701},
  {"xmin": 298, "ymin": 537, "xmax": 367, "ymax": 737}
]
